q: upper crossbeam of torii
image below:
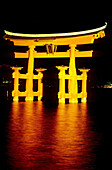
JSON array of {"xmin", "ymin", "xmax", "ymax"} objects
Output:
[
  {"xmin": 4, "ymin": 23, "xmax": 107, "ymax": 58},
  {"xmin": 4, "ymin": 23, "xmax": 107, "ymax": 103}
]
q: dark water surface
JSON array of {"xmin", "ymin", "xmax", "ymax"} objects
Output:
[{"xmin": 0, "ymin": 101, "xmax": 110, "ymax": 169}]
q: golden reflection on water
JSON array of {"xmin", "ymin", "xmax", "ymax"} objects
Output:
[
  {"xmin": 7, "ymin": 101, "xmax": 99, "ymax": 169},
  {"xmin": 55, "ymin": 104, "xmax": 90, "ymax": 167}
]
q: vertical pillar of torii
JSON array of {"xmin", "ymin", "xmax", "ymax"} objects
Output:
[
  {"xmin": 57, "ymin": 46, "xmax": 90, "ymax": 103},
  {"xmin": 25, "ymin": 45, "xmax": 35, "ymax": 101},
  {"xmin": 79, "ymin": 69, "xmax": 90, "ymax": 103},
  {"xmin": 56, "ymin": 66, "xmax": 69, "ymax": 103},
  {"xmin": 35, "ymin": 68, "xmax": 47, "ymax": 101},
  {"xmin": 11, "ymin": 67, "xmax": 23, "ymax": 102},
  {"xmin": 11, "ymin": 48, "xmax": 46, "ymax": 102},
  {"xmin": 69, "ymin": 45, "xmax": 78, "ymax": 103}
]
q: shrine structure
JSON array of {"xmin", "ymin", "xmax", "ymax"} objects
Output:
[{"xmin": 4, "ymin": 23, "xmax": 107, "ymax": 103}]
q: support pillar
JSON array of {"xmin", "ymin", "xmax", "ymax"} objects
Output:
[
  {"xmin": 56, "ymin": 66, "xmax": 68, "ymax": 103},
  {"xmin": 79, "ymin": 69, "xmax": 90, "ymax": 103},
  {"xmin": 25, "ymin": 46, "xmax": 35, "ymax": 101},
  {"xmin": 35, "ymin": 68, "xmax": 46, "ymax": 101},
  {"xmin": 11, "ymin": 67, "xmax": 23, "ymax": 102},
  {"xmin": 69, "ymin": 45, "xmax": 78, "ymax": 103}
]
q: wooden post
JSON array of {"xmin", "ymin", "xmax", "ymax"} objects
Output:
[
  {"xmin": 79, "ymin": 69, "xmax": 90, "ymax": 103},
  {"xmin": 25, "ymin": 46, "xmax": 35, "ymax": 101},
  {"xmin": 69, "ymin": 45, "xmax": 78, "ymax": 103},
  {"xmin": 35, "ymin": 68, "xmax": 46, "ymax": 101},
  {"xmin": 56, "ymin": 66, "xmax": 68, "ymax": 103},
  {"xmin": 11, "ymin": 67, "xmax": 23, "ymax": 102}
]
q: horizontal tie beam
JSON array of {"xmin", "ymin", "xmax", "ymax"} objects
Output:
[{"xmin": 15, "ymin": 50, "xmax": 93, "ymax": 58}]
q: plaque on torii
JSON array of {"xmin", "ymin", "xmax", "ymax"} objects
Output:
[{"xmin": 4, "ymin": 23, "xmax": 107, "ymax": 102}]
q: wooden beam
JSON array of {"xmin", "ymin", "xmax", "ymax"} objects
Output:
[
  {"xmin": 15, "ymin": 50, "xmax": 93, "ymax": 58},
  {"xmin": 18, "ymin": 91, "xmax": 27, "ymax": 96},
  {"xmin": 17, "ymin": 91, "xmax": 39, "ymax": 97},
  {"xmin": 34, "ymin": 52, "xmax": 69, "ymax": 58},
  {"xmin": 64, "ymin": 93, "xmax": 82, "ymax": 98},
  {"xmin": 15, "ymin": 52, "xmax": 28, "ymax": 58},
  {"xmin": 9, "ymin": 34, "xmax": 95, "ymax": 46},
  {"xmin": 19, "ymin": 74, "xmax": 28, "ymax": 79},
  {"xmin": 75, "ymin": 50, "xmax": 93, "ymax": 57}
]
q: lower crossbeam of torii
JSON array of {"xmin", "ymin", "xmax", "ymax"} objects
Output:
[{"xmin": 4, "ymin": 23, "xmax": 107, "ymax": 103}]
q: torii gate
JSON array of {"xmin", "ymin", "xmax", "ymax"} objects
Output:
[{"xmin": 4, "ymin": 23, "xmax": 107, "ymax": 103}]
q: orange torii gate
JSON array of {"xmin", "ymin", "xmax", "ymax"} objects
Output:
[{"xmin": 4, "ymin": 23, "xmax": 107, "ymax": 103}]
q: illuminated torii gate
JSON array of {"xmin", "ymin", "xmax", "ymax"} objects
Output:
[{"xmin": 4, "ymin": 23, "xmax": 107, "ymax": 103}]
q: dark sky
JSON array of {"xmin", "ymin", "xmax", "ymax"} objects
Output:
[
  {"xmin": 0, "ymin": 1, "xmax": 110, "ymax": 35},
  {"xmin": 0, "ymin": 16, "xmax": 109, "ymax": 35}
]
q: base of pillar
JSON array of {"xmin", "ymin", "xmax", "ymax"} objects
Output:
[
  {"xmin": 81, "ymin": 97, "xmax": 87, "ymax": 103},
  {"xmin": 38, "ymin": 96, "xmax": 42, "ymax": 101},
  {"xmin": 13, "ymin": 96, "xmax": 19, "ymax": 102},
  {"xmin": 69, "ymin": 98, "xmax": 78, "ymax": 103},
  {"xmin": 59, "ymin": 98, "xmax": 65, "ymax": 103}
]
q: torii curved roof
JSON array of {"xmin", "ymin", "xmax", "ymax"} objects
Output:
[{"xmin": 4, "ymin": 22, "xmax": 107, "ymax": 38}]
